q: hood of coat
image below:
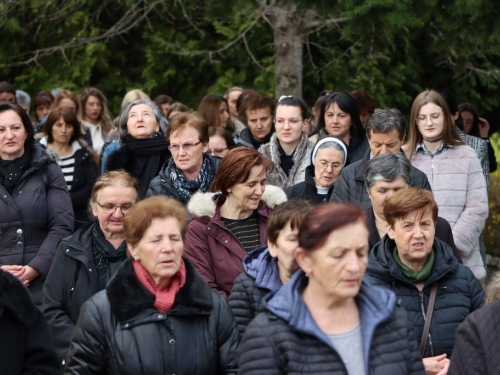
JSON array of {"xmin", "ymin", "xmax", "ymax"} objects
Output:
[
  {"xmin": 366, "ymin": 234, "xmax": 458, "ymax": 285},
  {"xmin": 264, "ymin": 269, "xmax": 396, "ymax": 369},
  {"xmin": 243, "ymin": 246, "xmax": 282, "ymax": 292},
  {"xmin": 30, "ymin": 142, "xmax": 58, "ymax": 169},
  {"xmin": 0, "ymin": 269, "xmax": 38, "ymax": 325},
  {"xmin": 187, "ymin": 184, "xmax": 287, "ymax": 218},
  {"xmin": 106, "ymin": 258, "xmax": 213, "ymax": 322}
]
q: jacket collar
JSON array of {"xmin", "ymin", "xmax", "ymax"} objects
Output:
[
  {"xmin": 354, "ymin": 148, "xmax": 371, "ymax": 182},
  {"xmin": 106, "ymin": 258, "xmax": 213, "ymax": 322},
  {"xmin": 265, "ymin": 269, "xmax": 395, "ymax": 374},
  {"xmin": 366, "ymin": 234, "xmax": 458, "ymax": 286},
  {"xmin": 243, "ymin": 246, "xmax": 282, "ymax": 292},
  {"xmin": 0, "ymin": 270, "xmax": 38, "ymax": 325}
]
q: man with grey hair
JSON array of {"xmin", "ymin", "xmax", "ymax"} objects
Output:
[
  {"xmin": 364, "ymin": 153, "xmax": 461, "ymax": 262},
  {"xmin": 330, "ymin": 108, "xmax": 431, "ymax": 209}
]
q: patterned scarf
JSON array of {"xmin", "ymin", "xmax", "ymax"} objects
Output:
[{"xmin": 168, "ymin": 155, "xmax": 215, "ymax": 200}]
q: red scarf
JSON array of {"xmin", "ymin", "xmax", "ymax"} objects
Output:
[{"xmin": 132, "ymin": 259, "xmax": 186, "ymax": 313}]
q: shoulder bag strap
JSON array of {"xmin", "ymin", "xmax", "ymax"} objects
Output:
[{"xmin": 419, "ymin": 282, "xmax": 438, "ymax": 357}]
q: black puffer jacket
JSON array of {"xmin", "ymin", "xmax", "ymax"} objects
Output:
[
  {"xmin": 330, "ymin": 148, "xmax": 431, "ymax": 209},
  {"xmin": 146, "ymin": 155, "xmax": 221, "ymax": 205},
  {"xmin": 285, "ymin": 164, "xmax": 334, "ymax": 204},
  {"xmin": 364, "ymin": 235, "xmax": 484, "ymax": 358},
  {"xmin": 65, "ymin": 258, "xmax": 239, "ymax": 375},
  {"xmin": 448, "ymin": 299, "xmax": 500, "ymax": 375},
  {"xmin": 69, "ymin": 147, "xmax": 97, "ymax": 229},
  {"xmin": 229, "ymin": 246, "xmax": 282, "ymax": 336},
  {"xmin": 239, "ymin": 270, "xmax": 425, "ymax": 374},
  {"xmin": 43, "ymin": 223, "xmax": 121, "ymax": 365},
  {"xmin": 0, "ymin": 269, "xmax": 60, "ymax": 375},
  {"xmin": 0, "ymin": 143, "xmax": 74, "ymax": 305}
]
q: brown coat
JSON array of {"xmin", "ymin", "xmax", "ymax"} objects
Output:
[{"xmin": 184, "ymin": 186, "xmax": 287, "ymax": 299}]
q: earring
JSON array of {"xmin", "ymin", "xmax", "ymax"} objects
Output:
[{"xmin": 134, "ymin": 257, "xmax": 139, "ymax": 261}]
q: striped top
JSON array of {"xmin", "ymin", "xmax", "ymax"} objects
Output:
[
  {"xmin": 57, "ymin": 152, "xmax": 76, "ymax": 190},
  {"xmin": 222, "ymin": 211, "xmax": 261, "ymax": 253}
]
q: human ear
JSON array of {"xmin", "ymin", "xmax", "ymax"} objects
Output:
[
  {"xmin": 386, "ymin": 223, "xmax": 396, "ymax": 240},
  {"xmin": 295, "ymin": 247, "xmax": 312, "ymax": 275}
]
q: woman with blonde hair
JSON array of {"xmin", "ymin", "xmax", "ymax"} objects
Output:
[{"xmin": 404, "ymin": 89, "xmax": 488, "ymax": 279}]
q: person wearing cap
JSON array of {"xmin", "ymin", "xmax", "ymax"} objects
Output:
[
  {"xmin": 258, "ymin": 95, "xmax": 313, "ymax": 190},
  {"xmin": 330, "ymin": 108, "xmax": 431, "ymax": 210},
  {"xmin": 285, "ymin": 136, "xmax": 347, "ymax": 205}
]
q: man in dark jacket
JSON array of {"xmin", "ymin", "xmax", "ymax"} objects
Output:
[
  {"xmin": 237, "ymin": 92, "xmax": 275, "ymax": 149},
  {"xmin": 0, "ymin": 269, "xmax": 60, "ymax": 375},
  {"xmin": 330, "ymin": 108, "xmax": 431, "ymax": 210},
  {"xmin": 448, "ymin": 299, "xmax": 500, "ymax": 374}
]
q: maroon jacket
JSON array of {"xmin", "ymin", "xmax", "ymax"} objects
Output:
[{"xmin": 184, "ymin": 187, "xmax": 286, "ymax": 299}]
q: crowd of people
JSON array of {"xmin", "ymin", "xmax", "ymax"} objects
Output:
[{"xmin": 1, "ymin": 80, "xmax": 498, "ymax": 374}]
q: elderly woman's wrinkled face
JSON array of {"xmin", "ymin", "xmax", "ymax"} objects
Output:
[
  {"xmin": 169, "ymin": 125, "xmax": 207, "ymax": 178},
  {"xmin": 275, "ymin": 105, "xmax": 305, "ymax": 147},
  {"xmin": 314, "ymin": 147, "xmax": 344, "ymax": 188},
  {"xmin": 416, "ymin": 102, "xmax": 444, "ymax": 142},
  {"xmin": 227, "ymin": 165, "xmax": 266, "ymax": 212},
  {"xmin": 268, "ymin": 221, "xmax": 300, "ymax": 277},
  {"xmin": 299, "ymin": 221, "xmax": 369, "ymax": 299},
  {"xmin": 0, "ymin": 110, "xmax": 28, "ymax": 160},
  {"xmin": 129, "ymin": 217, "xmax": 184, "ymax": 287},
  {"xmin": 127, "ymin": 104, "xmax": 159, "ymax": 139},
  {"xmin": 92, "ymin": 185, "xmax": 137, "ymax": 237},
  {"xmin": 386, "ymin": 208, "xmax": 435, "ymax": 266},
  {"xmin": 325, "ymin": 102, "xmax": 351, "ymax": 139},
  {"xmin": 369, "ymin": 176, "xmax": 409, "ymax": 219}
]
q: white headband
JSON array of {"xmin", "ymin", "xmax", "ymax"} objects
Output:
[
  {"xmin": 278, "ymin": 95, "xmax": 293, "ymax": 102},
  {"xmin": 311, "ymin": 136, "xmax": 348, "ymax": 166}
]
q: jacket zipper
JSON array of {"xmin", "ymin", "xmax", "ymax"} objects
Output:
[{"xmin": 419, "ymin": 290, "xmax": 435, "ymax": 357}]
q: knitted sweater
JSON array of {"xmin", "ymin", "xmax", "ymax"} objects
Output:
[{"xmin": 410, "ymin": 145, "xmax": 488, "ymax": 279}]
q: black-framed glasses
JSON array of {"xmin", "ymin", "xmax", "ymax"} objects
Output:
[
  {"xmin": 168, "ymin": 141, "xmax": 201, "ymax": 152},
  {"xmin": 207, "ymin": 148, "xmax": 227, "ymax": 156},
  {"xmin": 95, "ymin": 201, "xmax": 133, "ymax": 214}
]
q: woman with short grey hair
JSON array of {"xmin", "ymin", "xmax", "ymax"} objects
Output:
[
  {"xmin": 285, "ymin": 136, "xmax": 347, "ymax": 204},
  {"xmin": 105, "ymin": 99, "xmax": 170, "ymax": 197}
]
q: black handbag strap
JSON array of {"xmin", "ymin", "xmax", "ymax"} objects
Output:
[{"xmin": 420, "ymin": 282, "xmax": 438, "ymax": 356}]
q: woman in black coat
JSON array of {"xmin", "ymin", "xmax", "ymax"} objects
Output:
[
  {"xmin": 105, "ymin": 99, "xmax": 170, "ymax": 198},
  {"xmin": 65, "ymin": 196, "xmax": 239, "ymax": 374},
  {"xmin": 364, "ymin": 188, "xmax": 484, "ymax": 375},
  {"xmin": 239, "ymin": 204, "xmax": 425, "ymax": 375},
  {"xmin": 41, "ymin": 107, "xmax": 98, "ymax": 229},
  {"xmin": 286, "ymin": 136, "xmax": 347, "ymax": 204},
  {"xmin": 0, "ymin": 269, "xmax": 60, "ymax": 375},
  {"xmin": 0, "ymin": 102, "xmax": 73, "ymax": 306},
  {"xmin": 43, "ymin": 171, "xmax": 140, "ymax": 367}
]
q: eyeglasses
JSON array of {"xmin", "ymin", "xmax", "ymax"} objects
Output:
[
  {"xmin": 95, "ymin": 201, "xmax": 133, "ymax": 214},
  {"xmin": 168, "ymin": 141, "xmax": 201, "ymax": 152},
  {"xmin": 316, "ymin": 160, "xmax": 342, "ymax": 170},
  {"xmin": 416, "ymin": 113, "xmax": 443, "ymax": 126},
  {"xmin": 207, "ymin": 148, "xmax": 227, "ymax": 156}
]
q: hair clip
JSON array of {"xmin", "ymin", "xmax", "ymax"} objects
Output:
[{"xmin": 278, "ymin": 95, "xmax": 293, "ymax": 102}]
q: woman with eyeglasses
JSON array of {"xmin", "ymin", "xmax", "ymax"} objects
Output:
[
  {"xmin": 208, "ymin": 126, "xmax": 236, "ymax": 158},
  {"xmin": 147, "ymin": 112, "xmax": 221, "ymax": 205},
  {"xmin": 43, "ymin": 171, "xmax": 140, "ymax": 367},
  {"xmin": 286, "ymin": 136, "xmax": 347, "ymax": 205},
  {"xmin": 404, "ymin": 89, "xmax": 488, "ymax": 280},
  {"xmin": 258, "ymin": 95, "xmax": 313, "ymax": 190}
]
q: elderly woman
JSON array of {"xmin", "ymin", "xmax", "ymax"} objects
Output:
[
  {"xmin": 65, "ymin": 196, "xmax": 239, "ymax": 374},
  {"xmin": 229, "ymin": 199, "xmax": 312, "ymax": 335},
  {"xmin": 41, "ymin": 107, "xmax": 98, "ymax": 229},
  {"xmin": 286, "ymin": 136, "xmax": 347, "ymax": 204},
  {"xmin": 43, "ymin": 171, "xmax": 139, "ymax": 366},
  {"xmin": 365, "ymin": 153, "xmax": 460, "ymax": 261},
  {"xmin": 310, "ymin": 92, "xmax": 369, "ymax": 165},
  {"xmin": 239, "ymin": 203, "xmax": 425, "ymax": 374},
  {"xmin": 259, "ymin": 95, "xmax": 313, "ymax": 190},
  {"xmin": 365, "ymin": 188, "xmax": 484, "ymax": 375},
  {"xmin": 147, "ymin": 111, "xmax": 221, "ymax": 204},
  {"xmin": 0, "ymin": 102, "xmax": 73, "ymax": 306},
  {"xmin": 184, "ymin": 147, "xmax": 287, "ymax": 298},
  {"xmin": 405, "ymin": 90, "xmax": 488, "ymax": 279},
  {"xmin": 105, "ymin": 99, "xmax": 170, "ymax": 197}
]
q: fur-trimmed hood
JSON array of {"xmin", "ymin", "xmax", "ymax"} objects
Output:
[
  {"xmin": 187, "ymin": 184, "xmax": 287, "ymax": 218},
  {"xmin": 0, "ymin": 270, "xmax": 38, "ymax": 325}
]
